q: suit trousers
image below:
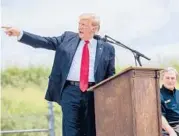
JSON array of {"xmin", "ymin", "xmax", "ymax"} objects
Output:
[{"xmin": 61, "ymin": 82, "xmax": 96, "ymax": 136}]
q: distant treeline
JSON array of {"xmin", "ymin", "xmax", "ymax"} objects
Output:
[
  {"xmin": 1, "ymin": 63, "xmax": 179, "ymax": 88},
  {"xmin": 1, "ymin": 66, "xmax": 51, "ymax": 89}
]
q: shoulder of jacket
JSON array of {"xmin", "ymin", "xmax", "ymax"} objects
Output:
[
  {"xmin": 101, "ymin": 41, "xmax": 114, "ymax": 49},
  {"xmin": 64, "ymin": 31, "xmax": 78, "ymax": 37}
]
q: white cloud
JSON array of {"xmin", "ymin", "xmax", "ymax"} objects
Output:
[
  {"xmin": 2, "ymin": 0, "xmax": 171, "ymax": 37},
  {"xmin": 168, "ymin": 0, "xmax": 179, "ymax": 12}
]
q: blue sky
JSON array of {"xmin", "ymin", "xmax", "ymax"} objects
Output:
[{"xmin": 1, "ymin": 0, "xmax": 179, "ymax": 68}]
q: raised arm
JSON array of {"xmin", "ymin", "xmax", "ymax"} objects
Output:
[{"xmin": 2, "ymin": 26, "xmax": 65, "ymax": 50}]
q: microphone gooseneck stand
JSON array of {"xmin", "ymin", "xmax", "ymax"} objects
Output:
[{"xmin": 104, "ymin": 35, "xmax": 151, "ymax": 67}]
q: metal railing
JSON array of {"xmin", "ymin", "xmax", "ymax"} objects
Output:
[{"xmin": 0, "ymin": 102, "xmax": 55, "ymax": 136}]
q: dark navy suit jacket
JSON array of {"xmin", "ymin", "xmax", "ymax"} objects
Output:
[{"xmin": 19, "ymin": 31, "xmax": 115, "ymax": 104}]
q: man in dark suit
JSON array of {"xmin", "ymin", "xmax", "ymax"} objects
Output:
[{"xmin": 2, "ymin": 13, "xmax": 115, "ymax": 136}]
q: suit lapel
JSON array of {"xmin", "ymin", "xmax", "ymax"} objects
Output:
[
  {"xmin": 67, "ymin": 35, "xmax": 104, "ymax": 76},
  {"xmin": 67, "ymin": 35, "xmax": 80, "ymax": 65},
  {"xmin": 94, "ymin": 40, "xmax": 103, "ymax": 74}
]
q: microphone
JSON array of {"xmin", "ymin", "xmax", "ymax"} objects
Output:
[
  {"xmin": 93, "ymin": 35, "xmax": 115, "ymax": 44},
  {"xmin": 103, "ymin": 35, "xmax": 107, "ymax": 42},
  {"xmin": 93, "ymin": 35, "xmax": 107, "ymax": 42}
]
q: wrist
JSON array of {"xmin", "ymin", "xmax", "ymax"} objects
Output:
[
  {"xmin": 167, "ymin": 126, "xmax": 175, "ymax": 134},
  {"xmin": 17, "ymin": 30, "xmax": 23, "ymax": 40}
]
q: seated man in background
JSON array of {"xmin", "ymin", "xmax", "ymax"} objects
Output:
[{"xmin": 160, "ymin": 67, "xmax": 179, "ymax": 136}]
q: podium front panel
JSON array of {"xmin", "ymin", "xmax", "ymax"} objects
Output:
[
  {"xmin": 94, "ymin": 72, "xmax": 134, "ymax": 136},
  {"xmin": 93, "ymin": 68, "xmax": 161, "ymax": 136}
]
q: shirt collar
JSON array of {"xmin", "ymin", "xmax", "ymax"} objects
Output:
[
  {"xmin": 161, "ymin": 85, "xmax": 176, "ymax": 95},
  {"xmin": 82, "ymin": 38, "xmax": 96, "ymax": 46}
]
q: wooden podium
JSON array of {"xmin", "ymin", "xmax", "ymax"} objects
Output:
[{"xmin": 88, "ymin": 67, "xmax": 162, "ymax": 136}]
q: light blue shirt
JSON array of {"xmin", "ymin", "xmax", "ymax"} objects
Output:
[{"xmin": 67, "ymin": 38, "xmax": 97, "ymax": 82}]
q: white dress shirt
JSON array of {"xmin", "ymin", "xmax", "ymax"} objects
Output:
[{"xmin": 67, "ymin": 39, "xmax": 97, "ymax": 82}]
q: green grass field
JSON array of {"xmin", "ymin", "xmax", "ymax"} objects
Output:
[
  {"xmin": 1, "ymin": 86, "xmax": 62, "ymax": 136},
  {"xmin": 1, "ymin": 67, "xmax": 62, "ymax": 136}
]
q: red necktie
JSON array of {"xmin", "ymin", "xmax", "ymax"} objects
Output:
[{"xmin": 80, "ymin": 40, "xmax": 89, "ymax": 92}]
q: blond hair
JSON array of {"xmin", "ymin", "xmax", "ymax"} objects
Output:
[{"xmin": 79, "ymin": 13, "xmax": 100, "ymax": 31}]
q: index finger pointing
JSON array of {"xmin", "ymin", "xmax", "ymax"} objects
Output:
[{"xmin": 1, "ymin": 26, "xmax": 11, "ymax": 29}]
